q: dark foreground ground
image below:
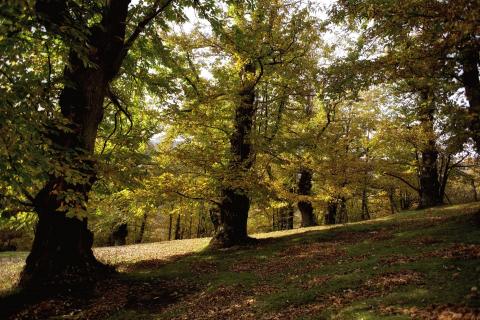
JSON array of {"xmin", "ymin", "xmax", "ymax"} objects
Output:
[{"xmin": 1, "ymin": 203, "xmax": 480, "ymax": 319}]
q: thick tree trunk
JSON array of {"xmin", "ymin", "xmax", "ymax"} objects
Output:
[
  {"xmin": 211, "ymin": 64, "xmax": 257, "ymax": 248},
  {"xmin": 20, "ymin": 0, "xmax": 132, "ymax": 290},
  {"xmin": 337, "ymin": 197, "xmax": 348, "ymax": 224},
  {"xmin": 20, "ymin": 62, "xmax": 110, "ymax": 289},
  {"xmin": 460, "ymin": 46, "xmax": 480, "ymax": 153},
  {"xmin": 297, "ymin": 169, "xmax": 318, "ymax": 227},
  {"xmin": 174, "ymin": 215, "xmax": 182, "ymax": 240},
  {"xmin": 136, "ymin": 213, "xmax": 148, "ymax": 244},
  {"xmin": 417, "ymin": 90, "xmax": 443, "ymax": 209},
  {"xmin": 110, "ymin": 223, "xmax": 128, "ymax": 246},
  {"xmin": 286, "ymin": 205, "xmax": 294, "ymax": 230},
  {"xmin": 212, "ymin": 188, "xmax": 251, "ymax": 247},
  {"xmin": 325, "ymin": 200, "xmax": 337, "ymax": 225},
  {"xmin": 418, "ymin": 146, "xmax": 442, "ymax": 209}
]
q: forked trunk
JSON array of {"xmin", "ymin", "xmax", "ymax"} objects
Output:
[{"xmin": 297, "ymin": 169, "xmax": 318, "ymax": 227}]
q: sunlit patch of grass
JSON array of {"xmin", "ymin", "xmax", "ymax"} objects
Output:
[{"xmin": 0, "ymin": 251, "xmax": 27, "ymax": 294}]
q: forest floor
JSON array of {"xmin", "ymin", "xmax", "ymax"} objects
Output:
[{"xmin": 1, "ymin": 202, "xmax": 480, "ymax": 319}]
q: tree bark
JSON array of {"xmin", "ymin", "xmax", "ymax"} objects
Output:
[
  {"xmin": 276, "ymin": 205, "xmax": 294, "ymax": 230},
  {"xmin": 387, "ymin": 187, "xmax": 398, "ymax": 215},
  {"xmin": 111, "ymin": 223, "xmax": 128, "ymax": 246},
  {"xmin": 417, "ymin": 90, "xmax": 443, "ymax": 209},
  {"xmin": 400, "ymin": 190, "xmax": 413, "ymax": 210},
  {"xmin": 472, "ymin": 179, "xmax": 478, "ymax": 202},
  {"xmin": 337, "ymin": 197, "xmax": 348, "ymax": 224},
  {"xmin": 168, "ymin": 214, "xmax": 173, "ymax": 241},
  {"xmin": 20, "ymin": 0, "xmax": 132, "ymax": 289},
  {"xmin": 361, "ymin": 188, "xmax": 371, "ymax": 219},
  {"xmin": 460, "ymin": 46, "xmax": 480, "ymax": 153},
  {"xmin": 286, "ymin": 204, "xmax": 294, "ymax": 230},
  {"xmin": 297, "ymin": 169, "xmax": 318, "ymax": 227},
  {"xmin": 325, "ymin": 200, "xmax": 337, "ymax": 225},
  {"xmin": 211, "ymin": 63, "xmax": 257, "ymax": 248},
  {"xmin": 174, "ymin": 214, "xmax": 182, "ymax": 240},
  {"xmin": 136, "ymin": 213, "xmax": 148, "ymax": 244}
]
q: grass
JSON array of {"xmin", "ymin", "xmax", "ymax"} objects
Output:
[{"xmin": 1, "ymin": 202, "xmax": 480, "ymax": 319}]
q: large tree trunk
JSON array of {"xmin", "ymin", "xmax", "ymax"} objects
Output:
[
  {"xmin": 297, "ymin": 169, "xmax": 318, "ymax": 227},
  {"xmin": 337, "ymin": 197, "xmax": 348, "ymax": 224},
  {"xmin": 211, "ymin": 64, "xmax": 257, "ymax": 248},
  {"xmin": 325, "ymin": 200, "xmax": 337, "ymax": 225},
  {"xmin": 174, "ymin": 214, "xmax": 182, "ymax": 240},
  {"xmin": 20, "ymin": 0, "xmax": 131, "ymax": 290},
  {"xmin": 136, "ymin": 213, "xmax": 148, "ymax": 244},
  {"xmin": 418, "ymin": 97, "xmax": 442, "ymax": 209},
  {"xmin": 286, "ymin": 205, "xmax": 294, "ymax": 230},
  {"xmin": 110, "ymin": 223, "xmax": 128, "ymax": 246},
  {"xmin": 460, "ymin": 46, "xmax": 480, "ymax": 153},
  {"xmin": 418, "ymin": 146, "xmax": 442, "ymax": 209},
  {"xmin": 417, "ymin": 90, "xmax": 443, "ymax": 209}
]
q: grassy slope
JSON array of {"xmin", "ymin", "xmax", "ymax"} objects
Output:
[{"xmin": 2, "ymin": 203, "xmax": 480, "ymax": 319}]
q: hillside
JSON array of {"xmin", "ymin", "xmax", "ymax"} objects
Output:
[{"xmin": 1, "ymin": 203, "xmax": 480, "ymax": 319}]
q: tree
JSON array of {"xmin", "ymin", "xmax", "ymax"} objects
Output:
[
  {"xmin": 332, "ymin": 0, "xmax": 479, "ymax": 152},
  {"xmin": 0, "ymin": 0, "xmax": 191, "ymax": 289}
]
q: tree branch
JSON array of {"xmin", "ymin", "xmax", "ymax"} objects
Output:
[{"xmin": 383, "ymin": 172, "xmax": 419, "ymax": 192}]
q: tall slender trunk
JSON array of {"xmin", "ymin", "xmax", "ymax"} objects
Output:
[
  {"xmin": 168, "ymin": 214, "xmax": 173, "ymax": 241},
  {"xmin": 387, "ymin": 187, "xmax": 398, "ymax": 215},
  {"xmin": 272, "ymin": 209, "xmax": 277, "ymax": 231},
  {"xmin": 400, "ymin": 190, "xmax": 413, "ymax": 210},
  {"xmin": 189, "ymin": 213, "xmax": 193, "ymax": 239},
  {"xmin": 297, "ymin": 168, "xmax": 318, "ymax": 227},
  {"xmin": 438, "ymin": 155, "xmax": 451, "ymax": 204},
  {"xmin": 361, "ymin": 188, "xmax": 371, "ymax": 220},
  {"xmin": 472, "ymin": 179, "xmax": 478, "ymax": 202},
  {"xmin": 460, "ymin": 45, "xmax": 480, "ymax": 153},
  {"xmin": 211, "ymin": 63, "xmax": 257, "ymax": 248}
]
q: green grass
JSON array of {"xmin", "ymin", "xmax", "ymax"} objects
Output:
[{"xmin": 2, "ymin": 202, "xmax": 480, "ymax": 319}]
